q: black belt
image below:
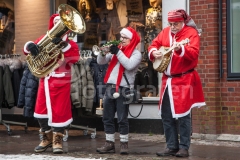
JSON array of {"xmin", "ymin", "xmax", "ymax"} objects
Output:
[
  {"xmin": 165, "ymin": 69, "xmax": 194, "ymax": 78},
  {"xmin": 106, "ymin": 84, "xmax": 129, "ymax": 89},
  {"xmin": 107, "ymin": 84, "xmax": 117, "ymax": 88}
]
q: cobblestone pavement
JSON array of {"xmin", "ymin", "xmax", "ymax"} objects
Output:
[{"xmin": 0, "ymin": 126, "xmax": 240, "ymax": 160}]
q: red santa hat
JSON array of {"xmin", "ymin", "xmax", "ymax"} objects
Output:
[
  {"xmin": 48, "ymin": 14, "xmax": 60, "ymax": 30},
  {"xmin": 168, "ymin": 9, "xmax": 191, "ymax": 23},
  {"xmin": 120, "ymin": 28, "xmax": 133, "ymax": 39},
  {"xmin": 168, "ymin": 9, "xmax": 202, "ymax": 35}
]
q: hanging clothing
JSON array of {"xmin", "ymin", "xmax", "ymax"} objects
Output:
[
  {"xmin": 17, "ymin": 65, "xmax": 39, "ymax": 117},
  {"xmin": 0, "ymin": 66, "xmax": 4, "ymax": 108},
  {"xmin": 89, "ymin": 58, "xmax": 108, "ymax": 106},
  {"xmin": 11, "ymin": 68, "xmax": 23, "ymax": 106},
  {"xmin": 2, "ymin": 65, "xmax": 14, "ymax": 108}
]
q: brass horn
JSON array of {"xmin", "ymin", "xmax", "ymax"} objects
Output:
[
  {"xmin": 92, "ymin": 40, "xmax": 121, "ymax": 56},
  {"xmin": 26, "ymin": 4, "xmax": 86, "ymax": 78}
]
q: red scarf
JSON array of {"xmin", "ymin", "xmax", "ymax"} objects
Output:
[{"xmin": 104, "ymin": 27, "xmax": 140, "ymax": 93}]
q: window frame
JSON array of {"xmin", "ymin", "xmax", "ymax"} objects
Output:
[{"xmin": 227, "ymin": 0, "xmax": 240, "ymax": 80}]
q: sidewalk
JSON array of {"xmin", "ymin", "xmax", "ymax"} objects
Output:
[{"xmin": 0, "ymin": 126, "xmax": 240, "ymax": 160}]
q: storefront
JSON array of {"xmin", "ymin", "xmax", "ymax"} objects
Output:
[{"xmin": 1, "ymin": 0, "xmax": 240, "ymax": 136}]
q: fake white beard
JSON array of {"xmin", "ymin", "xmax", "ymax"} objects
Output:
[{"xmin": 171, "ymin": 23, "xmax": 185, "ymax": 34}]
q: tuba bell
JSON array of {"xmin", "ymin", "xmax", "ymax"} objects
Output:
[{"xmin": 26, "ymin": 4, "xmax": 86, "ymax": 78}]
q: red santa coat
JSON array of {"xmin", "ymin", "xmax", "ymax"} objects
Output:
[
  {"xmin": 23, "ymin": 16, "xmax": 80, "ymax": 127},
  {"xmin": 148, "ymin": 25, "xmax": 205, "ymax": 118}
]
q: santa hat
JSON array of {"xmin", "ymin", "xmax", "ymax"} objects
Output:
[
  {"xmin": 168, "ymin": 9, "xmax": 190, "ymax": 22},
  {"xmin": 120, "ymin": 28, "xmax": 133, "ymax": 39},
  {"xmin": 168, "ymin": 9, "xmax": 202, "ymax": 35},
  {"xmin": 104, "ymin": 27, "xmax": 140, "ymax": 99},
  {"xmin": 48, "ymin": 14, "xmax": 60, "ymax": 30},
  {"xmin": 53, "ymin": 16, "xmax": 60, "ymax": 24}
]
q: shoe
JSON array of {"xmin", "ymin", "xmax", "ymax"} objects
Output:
[
  {"xmin": 176, "ymin": 148, "xmax": 189, "ymax": 157},
  {"xmin": 156, "ymin": 148, "xmax": 179, "ymax": 156},
  {"xmin": 96, "ymin": 141, "xmax": 115, "ymax": 154},
  {"xmin": 52, "ymin": 132, "xmax": 64, "ymax": 154},
  {"xmin": 120, "ymin": 142, "xmax": 128, "ymax": 154},
  {"xmin": 34, "ymin": 129, "xmax": 53, "ymax": 153}
]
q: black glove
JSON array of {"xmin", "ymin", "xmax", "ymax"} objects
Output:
[
  {"xmin": 59, "ymin": 41, "xmax": 69, "ymax": 48},
  {"xmin": 27, "ymin": 43, "xmax": 39, "ymax": 56},
  {"xmin": 51, "ymin": 37, "xmax": 62, "ymax": 45},
  {"xmin": 52, "ymin": 37, "xmax": 69, "ymax": 48},
  {"xmin": 109, "ymin": 44, "xmax": 119, "ymax": 55}
]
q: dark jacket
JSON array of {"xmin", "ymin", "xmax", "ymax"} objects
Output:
[
  {"xmin": 3, "ymin": 65, "xmax": 15, "ymax": 108},
  {"xmin": 89, "ymin": 58, "xmax": 108, "ymax": 106},
  {"xmin": 12, "ymin": 68, "xmax": 23, "ymax": 106},
  {"xmin": 0, "ymin": 66, "xmax": 4, "ymax": 108},
  {"xmin": 17, "ymin": 65, "xmax": 39, "ymax": 117}
]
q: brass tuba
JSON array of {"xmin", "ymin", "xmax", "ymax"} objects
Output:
[{"xmin": 26, "ymin": 4, "xmax": 86, "ymax": 78}]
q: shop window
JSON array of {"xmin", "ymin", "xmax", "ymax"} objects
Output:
[
  {"xmin": 53, "ymin": 0, "xmax": 162, "ymax": 97},
  {"xmin": 0, "ymin": 0, "xmax": 14, "ymax": 55},
  {"xmin": 227, "ymin": 0, "xmax": 240, "ymax": 79}
]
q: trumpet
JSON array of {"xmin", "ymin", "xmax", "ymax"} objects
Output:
[{"xmin": 92, "ymin": 40, "xmax": 121, "ymax": 56}]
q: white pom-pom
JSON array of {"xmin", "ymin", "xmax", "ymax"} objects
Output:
[{"xmin": 113, "ymin": 92, "xmax": 120, "ymax": 98}]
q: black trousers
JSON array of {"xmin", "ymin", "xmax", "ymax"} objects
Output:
[{"xmin": 38, "ymin": 118, "xmax": 65, "ymax": 133}]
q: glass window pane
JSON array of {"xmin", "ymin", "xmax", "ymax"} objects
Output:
[{"xmin": 231, "ymin": 0, "xmax": 240, "ymax": 73}]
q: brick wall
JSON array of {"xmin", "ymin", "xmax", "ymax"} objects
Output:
[
  {"xmin": 14, "ymin": 0, "xmax": 50, "ymax": 55},
  {"xmin": 191, "ymin": 0, "xmax": 240, "ymax": 135}
]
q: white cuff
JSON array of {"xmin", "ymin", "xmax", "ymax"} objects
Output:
[
  {"xmin": 179, "ymin": 45, "xmax": 185, "ymax": 57},
  {"xmin": 62, "ymin": 43, "xmax": 71, "ymax": 52},
  {"xmin": 62, "ymin": 34, "xmax": 68, "ymax": 41},
  {"xmin": 148, "ymin": 48, "xmax": 157, "ymax": 58},
  {"xmin": 23, "ymin": 41, "xmax": 34, "ymax": 54}
]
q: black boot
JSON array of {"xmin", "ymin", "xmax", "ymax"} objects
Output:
[
  {"xmin": 96, "ymin": 141, "xmax": 115, "ymax": 154},
  {"xmin": 156, "ymin": 148, "xmax": 179, "ymax": 156},
  {"xmin": 120, "ymin": 142, "xmax": 128, "ymax": 154}
]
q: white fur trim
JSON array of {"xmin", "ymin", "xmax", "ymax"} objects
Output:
[
  {"xmin": 148, "ymin": 48, "xmax": 157, "ymax": 60},
  {"xmin": 43, "ymin": 71, "xmax": 70, "ymax": 127},
  {"xmin": 179, "ymin": 45, "xmax": 185, "ymax": 57},
  {"xmin": 44, "ymin": 74, "xmax": 53, "ymax": 126},
  {"xmin": 113, "ymin": 92, "xmax": 120, "ymax": 98},
  {"xmin": 62, "ymin": 34, "xmax": 68, "ymax": 41},
  {"xmin": 120, "ymin": 28, "xmax": 133, "ymax": 39},
  {"xmin": 157, "ymin": 80, "xmax": 206, "ymax": 118},
  {"xmin": 23, "ymin": 41, "xmax": 34, "ymax": 54},
  {"xmin": 51, "ymin": 118, "xmax": 73, "ymax": 127},
  {"xmin": 62, "ymin": 43, "xmax": 71, "ymax": 52},
  {"xmin": 53, "ymin": 16, "xmax": 60, "ymax": 24},
  {"xmin": 34, "ymin": 113, "xmax": 48, "ymax": 118}
]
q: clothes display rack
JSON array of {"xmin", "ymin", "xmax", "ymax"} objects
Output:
[
  {"xmin": 63, "ymin": 124, "xmax": 97, "ymax": 141},
  {"xmin": 0, "ymin": 54, "xmax": 28, "ymax": 135},
  {"xmin": 0, "ymin": 108, "xmax": 28, "ymax": 135}
]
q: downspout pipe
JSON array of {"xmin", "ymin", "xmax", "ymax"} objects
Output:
[
  {"xmin": 50, "ymin": 0, "xmax": 55, "ymax": 16},
  {"xmin": 219, "ymin": 0, "xmax": 223, "ymax": 78}
]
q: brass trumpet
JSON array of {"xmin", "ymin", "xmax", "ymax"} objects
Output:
[{"xmin": 92, "ymin": 40, "xmax": 121, "ymax": 56}]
